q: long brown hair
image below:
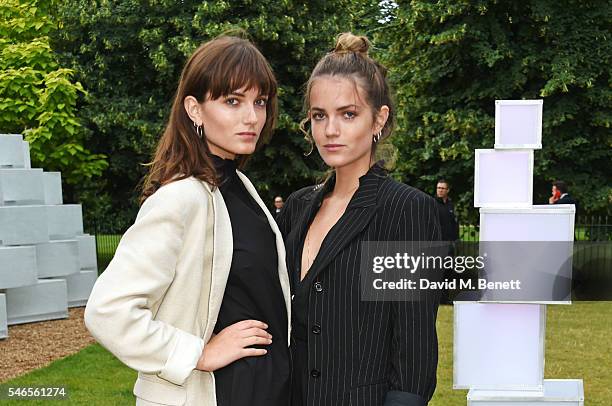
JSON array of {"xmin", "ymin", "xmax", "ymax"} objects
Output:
[{"xmin": 140, "ymin": 35, "xmax": 278, "ymax": 203}]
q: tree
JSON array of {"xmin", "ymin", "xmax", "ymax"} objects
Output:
[
  {"xmin": 380, "ymin": 0, "xmax": 611, "ymax": 222},
  {"xmin": 0, "ymin": 0, "xmax": 107, "ymax": 195},
  {"xmin": 53, "ymin": 0, "xmax": 380, "ymax": 232}
]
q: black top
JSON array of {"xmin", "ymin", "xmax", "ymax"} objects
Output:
[
  {"xmin": 210, "ymin": 154, "xmax": 290, "ymax": 406},
  {"xmin": 435, "ymin": 197, "xmax": 459, "ymax": 241},
  {"xmin": 277, "ymin": 162, "xmax": 441, "ymax": 406}
]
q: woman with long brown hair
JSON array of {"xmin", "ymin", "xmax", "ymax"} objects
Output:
[{"xmin": 85, "ymin": 35, "xmax": 291, "ymax": 406}]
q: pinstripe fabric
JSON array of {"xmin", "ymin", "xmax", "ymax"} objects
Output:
[{"xmin": 277, "ymin": 163, "xmax": 442, "ymax": 406}]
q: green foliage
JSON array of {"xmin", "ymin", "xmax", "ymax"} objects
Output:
[
  {"xmin": 380, "ymin": 0, "xmax": 611, "ymax": 222},
  {"xmin": 53, "ymin": 0, "xmax": 380, "ymax": 231},
  {"xmin": 0, "ymin": 0, "xmax": 107, "ymax": 186}
]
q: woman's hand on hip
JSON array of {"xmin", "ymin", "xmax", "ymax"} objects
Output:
[{"xmin": 196, "ymin": 319, "xmax": 272, "ymax": 372}]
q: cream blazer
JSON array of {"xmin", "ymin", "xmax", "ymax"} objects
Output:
[{"xmin": 84, "ymin": 172, "xmax": 291, "ymax": 406}]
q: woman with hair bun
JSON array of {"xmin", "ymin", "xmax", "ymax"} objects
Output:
[
  {"xmin": 85, "ymin": 35, "xmax": 291, "ymax": 405},
  {"xmin": 277, "ymin": 33, "xmax": 442, "ymax": 406}
]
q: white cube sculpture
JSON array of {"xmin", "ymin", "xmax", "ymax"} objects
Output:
[
  {"xmin": 5, "ymin": 279, "xmax": 68, "ymax": 325},
  {"xmin": 0, "ymin": 134, "xmax": 26, "ymax": 168},
  {"xmin": 454, "ymin": 302, "xmax": 545, "ymax": 391},
  {"xmin": 76, "ymin": 234, "xmax": 97, "ymax": 270},
  {"xmin": 0, "ymin": 246, "xmax": 38, "ymax": 289},
  {"xmin": 474, "ymin": 149, "xmax": 533, "ymax": 208},
  {"xmin": 43, "ymin": 172, "xmax": 63, "ymax": 205},
  {"xmin": 0, "ymin": 205, "xmax": 49, "ymax": 245},
  {"xmin": 467, "ymin": 379, "xmax": 584, "ymax": 406},
  {"xmin": 0, "ymin": 168, "xmax": 45, "ymax": 205},
  {"xmin": 62, "ymin": 270, "xmax": 97, "ymax": 307},
  {"xmin": 46, "ymin": 204, "xmax": 83, "ymax": 240},
  {"xmin": 0, "ymin": 294, "xmax": 7, "ymax": 339},
  {"xmin": 494, "ymin": 100, "xmax": 543, "ymax": 150},
  {"xmin": 36, "ymin": 240, "xmax": 80, "ymax": 278}
]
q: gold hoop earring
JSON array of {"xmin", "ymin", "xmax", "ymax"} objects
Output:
[{"xmin": 373, "ymin": 131, "xmax": 382, "ymax": 143}]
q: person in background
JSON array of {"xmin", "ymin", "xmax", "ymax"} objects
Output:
[
  {"xmin": 549, "ymin": 180, "xmax": 578, "ymax": 208},
  {"xmin": 273, "ymin": 196, "xmax": 284, "ymax": 219},
  {"xmin": 435, "ymin": 179, "xmax": 459, "ymax": 242}
]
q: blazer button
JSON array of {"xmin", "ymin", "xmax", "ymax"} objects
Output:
[
  {"xmin": 313, "ymin": 282, "xmax": 323, "ymax": 292},
  {"xmin": 311, "ymin": 324, "xmax": 321, "ymax": 334},
  {"xmin": 310, "ymin": 369, "xmax": 321, "ymax": 378}
]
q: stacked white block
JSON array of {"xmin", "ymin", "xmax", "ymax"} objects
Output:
[
  {"xmin": 0, "ymin": 294, "xmax": 7, "ymax": 339},
  {"xmin": 455, "ymin": 100, "xmax": 583, "ymax": 404},
  {"xmin": 36, "ymin": 240, "xmax": 80, "ymax": 278},
  {"xmin": 43, "ymin": 172, "xmax": 63, "ymax": 205},
  {"xmin": 0, "ymin": 134, "xmax": 98, "ymax": 339},
  {"xmin": 0, "ymin": 205, "xmax": 49, "ymax": 245},
  {"xmin": 495, "ymin": 100, "xmax": 543, "ymax": 150},
  {"xmin": 5, "ymin": 279, "xmax": 68, "ymax": 324},
  {"xmin": 0, "ymin": 168, "xmax": 45, "ymax": 206},
  {"xmin": 0, "ymin": 246, "xmax": 38, "ymax": 288},
  {"xmin": 0, "ymin": 134, "xmax": 27, "ymax": 168},
  {"xmin": 47, "ymin": 204, "xmax": 83, "ymax": 240},
  {"xmin": 468, "ymin": 379, "xmax": 584, "ymax": 406},
  {"xmin": 454, "ymin": 302, "xmax": 545, "ymax": 391},
  {"xmin": 474, "ymin": 149, "xmax": 533, "ymax": 208}
]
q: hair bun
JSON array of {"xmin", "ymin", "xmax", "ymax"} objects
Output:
[{"xmin": 334, "ymin": 32, "xmax": 370, "ymax": 56}]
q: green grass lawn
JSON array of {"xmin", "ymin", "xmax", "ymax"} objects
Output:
[{"xmin": 3, "ymin": 302, "xmax": 610, "ymax": 405}]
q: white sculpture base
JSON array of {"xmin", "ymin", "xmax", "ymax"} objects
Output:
[
  {"xmin": 467, "ymin": 379, "xmax": 584, "ymax": 405},
  {"xmin": 5, "ymin": 279, "xmax": 68, "ymax": 325},
  {"xmin": 62, "ymin": 270, "xmax": 97, "ymax": 307},
  {"xmin": 0, "ymin": 293, "xmax": 7, "ymax": 339}
]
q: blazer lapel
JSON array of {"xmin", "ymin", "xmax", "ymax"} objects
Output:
[
  {"xmin": 236, "ymin": 171, "xmax": 292, "ymax": 345},
  {"xmin": 303, "ymin": 164, "xmax": 387, "ymax": 283}
]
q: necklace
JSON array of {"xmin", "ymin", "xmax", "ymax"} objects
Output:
[{"xmin": 302, "ymin": 184, "xmax": 359, "ymax": 278}]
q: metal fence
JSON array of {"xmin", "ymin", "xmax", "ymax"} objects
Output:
[{"xmin": 91, "ymin": 216, "xmax": 611, "ymax": 276}]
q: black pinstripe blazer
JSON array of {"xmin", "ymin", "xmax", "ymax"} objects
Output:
[{"xmin": 277, "ymin": 163, "xmax": 442, "ymax": 406}]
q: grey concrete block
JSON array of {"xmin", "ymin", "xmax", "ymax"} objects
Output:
[
  {"xmin": 0, "ymin": 134, "xmax": 25, "ymax": 168},
  {"xmin": 36, "ymin": 239, "xmax": 80, "ymax": 278},
  {"xmin": 0, "ymin": 246, "xmax": 38, "ymax": 289},
  {"xmin": 43, "ymin": 172, "xmax": 63, "ymax": 205},
  {"xmin": 0, "ymin": 168, "xmax": 45, "ymax": 205},
  {"xmin": 46, "ymin": 204, "xmax": 83, "ymax": 240},
  {"xmin": 22, "ymin": 141, "xmax": 31, "ymax": 169},
  {"xmin": 0, "ymin": 294, "xmax": 7, "ymax": 339},
  {"xmin": 5, "ymin": 279, "xmax": 68, "ymax": 325},
  {"xmin": 0, "ymin": 205, "xmax": 49, "ymax": 245},
  {"xmin": 75, "ymin": 234, "xmax": 97, "ymax": 270},
  {"xmin": 61, "ymin": 270, "xmax": 97, "ymax": 307}
]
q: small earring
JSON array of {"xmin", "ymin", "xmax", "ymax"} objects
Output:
[
  {"xmin": 193, "ymin": 121, "xmax": 203, "ymax": 139},
  {"xmin": 373, "ymin": 131, "xmax": 382, "ymax": 143}
]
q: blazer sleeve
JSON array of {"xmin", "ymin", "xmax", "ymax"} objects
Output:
[
  {"xmin": 387, "ymin": 194, "xmax": 442, "ymax": 405},
  {"xmin": 84, "ymin": 184, "xmax": 205, "ymax": 386}
]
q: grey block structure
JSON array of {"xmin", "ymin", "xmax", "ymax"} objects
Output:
[
  {"xmin": 0, "ymin": 134, "xmax": 26, "ymax": 168},
  {"xmin": 36, "ymin": 240, "xmax": 80, "ymax": 278},
  {"xmin": 62, "ymin": 270, "xmax": 97, "ymax": 307},
  {"xmin": 0, "ymin": 294, "xmax": 7, "ymax": 339},
  {"xmin": 0, "ymin": 134, "xmax": 98, "ymax": 338},
  {"xmin": 0, "ymin": 246, "xmax": 38, "ymax": 289},
  {"xmin": 5, "ymin": 279, "xmax": 68, "ymax": 325},
  {"xmin": 0, "ymin": 205, "xmax": 49, "ymax": 245},
  {"xmin": 46, "ymin": 204, "xmax": 83, "ymax": 240},
  {"xmin": 0, "ymin": 168, "xmax": 45, "ymax": 205},
  {"xmin": 43, "ymin": 172, "xmax": 63, "ymax": 205},
  {"xmin": 76, "ymin": 234, "xmax": 97, "ymax": 270}
]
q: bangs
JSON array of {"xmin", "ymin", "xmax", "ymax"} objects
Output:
[{"xmin": 206, "ymin": 43, "xmax": 276, "ymax": 100}]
